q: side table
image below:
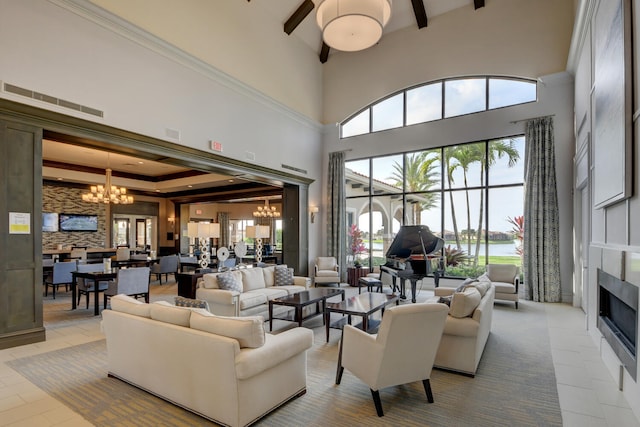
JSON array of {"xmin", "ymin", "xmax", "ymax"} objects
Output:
[
  {"xmin": 176, "ymin": 271, "xmax": 204, "ymax": 299},
  {"xmin": 347, "ymin": 266, "xmax": 370, "ymax": 287}
]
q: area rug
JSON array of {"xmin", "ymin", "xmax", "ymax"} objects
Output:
[{"xmin": 7, "ymin": 301, "xmax": 562, "ymax": 426}]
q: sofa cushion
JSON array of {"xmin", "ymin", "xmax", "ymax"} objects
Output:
[
  {"xmin": 262, "ymin": 265, "xmax": 276, "ymax": 287},
  {"xmin": 110, "ymin": 294, "xmax": 151, "ymax": 317},
  {"xmin": 202, "ymin": 273, "xmax": 220, "ymax": 289},
  {"xmin": 255, "ymin": 287, "xmax": 289, "ymax": 300},
  {"xmin": 239, "ymin": 292, "xmax": 268, "ymax": 310},
  {"xmin": 150, "ymin": 301, "xmax": 193, "ymax": 326},
  {"xmin": 274, "ymin": 264, "xmax": 294, "ymax": 286},
  {"xmin": 217, "ymin": 271, "xmax": 243, "ymax": 293},
  {"xmin": 467, "ymin": 280, "xmax": 490, "ymax": 297},
  {"xmin": 449, "ymin": 287, "xmax": 482, "ymax": 318},
  {"xmin": 190, "ymin": 310, "xmax": 265, "ymax": 348},
  {"xmin": 493, "ymin": 282, "xmax": 517, "ymax": 294},
  {"xmin": 241, "ymin": 268, "xmax": 267, "ymax": 291},
  {"xmin": 174, "ymin": 296, "xmax": 209, "ymax": 310}
]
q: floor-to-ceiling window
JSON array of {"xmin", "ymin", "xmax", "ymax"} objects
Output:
[
  {"xmin": 342, "ymin": 76, "xmax": 532, "ymax": 278},
  {"xmin": 346, "ymin": 137, "xmax": 524, "ymax": 278}
]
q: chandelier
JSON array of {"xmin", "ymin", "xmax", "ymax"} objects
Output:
[
  {"xmin": 316, "ymin": 0, "xmax": 392, "ymax": 52},
  {"xmin": 81, "ymin": 168, "xmax": 134, "ymax": 204},
  {"xmin": 253, "ymin": 200, "xmax": 281, "ymax": 218}
]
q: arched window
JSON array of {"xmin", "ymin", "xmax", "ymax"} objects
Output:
[{"xmin": 341, "ymin": 76, "xmax": 536, "ymax": 138}]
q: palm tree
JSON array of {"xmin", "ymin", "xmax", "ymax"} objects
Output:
[
  {"xmin": 443, "ymin": 148, "xmax": 462, "ymax": 249},
  {"xmin": 389, "ymin": 152, "xmax": 440, "ymax": 225},
  {"xmin": 446, "ymin": 144, "xmax": 483, "ymax": 260},
  {"xmin": 472, "ymin": 139, "xmax": 520, "ymax": 262}
]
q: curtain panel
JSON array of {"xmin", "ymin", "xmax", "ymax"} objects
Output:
[
  {"xmin": 523, "ymin": 116, "xmax": 561, "ymax": 302},
  {"xmin": 217, "ymin": 212, "xmax": 229, "ymax": 248},
  {"xmin": 328, "ymin": 152, "xmax": 347, "ymax": 281}
]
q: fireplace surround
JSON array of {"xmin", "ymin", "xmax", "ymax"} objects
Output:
[{"xmin": 598, "ymin": 268, "xmax": 638, "ymax": 380}]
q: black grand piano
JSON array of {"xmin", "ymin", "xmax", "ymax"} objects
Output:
[{"xmin": 380, "ymin": 225, "xmax": 445, "ymax": 303}]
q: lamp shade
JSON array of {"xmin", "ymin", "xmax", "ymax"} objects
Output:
[
  {"xmin": 317, "ymin": 0, "xmax": 392, "ymax": 52},
  {"xmin": 245, "ymin": 225, "xmax": 256, "ymax": 239},
  {"xmin": 197, "ymin": 222, "xmax": 220, "ymax": 238},
  {"xmin": 187, "ymin": 222, "xmax": 199, "ymax": 238},
  {"xmin": 255, "ymin": 225, "xmax": 270, "ymax": 239}
]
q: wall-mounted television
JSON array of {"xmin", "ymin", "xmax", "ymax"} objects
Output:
[
  {"xmin": 42, "ymin": 212, "xmax": 59, "ymax": 232},
  {"xmin": 59, "ymin": 213, "xmax": 98, "ymax": 232}
]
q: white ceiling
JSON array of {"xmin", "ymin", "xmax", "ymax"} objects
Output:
[{"xmin": 254, "ymin": 0, "xmax": 474, "ymax": 53}]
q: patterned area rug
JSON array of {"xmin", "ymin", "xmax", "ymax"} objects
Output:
[{"xmin": 8, "ymin": 300, "xmax": 562, "ymax": 426}]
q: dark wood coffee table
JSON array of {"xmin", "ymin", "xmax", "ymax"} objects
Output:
[
  {"xmin": 324, "ymin": 292, "xmax": 399, "ymax": 342},
  {"xmin": 269, "ymin": 288, "xmax": 345, "ymax": 330}
]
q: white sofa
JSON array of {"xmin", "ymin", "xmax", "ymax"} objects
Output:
[
  {"xmin": 102, "ymin": 295, "xmax": 314, "ymax": 427},
  {"xmin": 195, "ymin": 265, "xmax": 310, "ymax": 317},
  {"xmin": 432, "ymin": 281, "xmax": 495, "ymax": 376}
]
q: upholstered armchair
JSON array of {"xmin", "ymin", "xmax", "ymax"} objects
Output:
[
  {"xmin": 479, "ymin": 263, "xmax": 520, "ymax": 309},
  {"xmin": 336, "ymin": 303, "xmax": 449, "ymax": 416},
  {"xmin": 314, "ymin": 256, "xmax": 340, "ymax": 287},
  {"xmin": 150, "ymin": 255, "xmax": 178, "ymax": 284},
  {"xmin": 103, "ymin": 266, "xmax": 151, "ymax": 308}
]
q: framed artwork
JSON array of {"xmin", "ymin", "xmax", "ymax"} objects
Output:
[{"xmin": 592, "ymin": 0, "xmax": 632, "ymax": 208}]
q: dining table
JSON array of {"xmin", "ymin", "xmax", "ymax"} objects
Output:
[{"xmin": 71, "ymin": 270, "xmax": 117, "ymax": 315}]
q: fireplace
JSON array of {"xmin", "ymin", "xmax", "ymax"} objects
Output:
[{"xmin": 598, "ymin": 269, "xmax": 638, "ymax": 380}]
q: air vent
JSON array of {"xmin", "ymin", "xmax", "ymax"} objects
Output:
[
  {"xmin": 3, "ymin": 82, "xmax": 104, "ymax": 118},
  {"xmin": 282, "ymin": 164, "xmax": 307, "ymax": 174},
  {"xmin": 165, "ymin": 128, "xmax": 180, "ymax": 140}
]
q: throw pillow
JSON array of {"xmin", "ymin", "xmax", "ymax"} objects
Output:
[
  {"xmin": 449, "ymin": 287, "xmax": 482, "ymax": 318},
  {"xmin": 217, "ymin": 272, "xmax": 243, "ymax": 293},
  {"xmin": 190, "ymin": 311, "xmax": 265, "ymax": 348},
  {"xmin": 274, "ymin": 264, "xmax": 294, "ymax": 286},
  {"xmin": 174, "ymin": 296, "xmax": 209, "ymax": 311}
]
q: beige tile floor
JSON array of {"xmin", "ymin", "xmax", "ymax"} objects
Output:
[{"xmin": 0, "ymin": 282, "xmax": 638, "ymax": 426}]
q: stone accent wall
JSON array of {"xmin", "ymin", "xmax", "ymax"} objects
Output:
[{"xmin": 42, "ymin": 185, "xmax": 107, "ymax": 250}]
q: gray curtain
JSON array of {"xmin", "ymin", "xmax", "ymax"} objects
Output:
[
  {"xmin": 328, "ymin": 152, "xmax": 347, "ymax": 281},
  {"xmin": 523, "ymin": 116, "xmax": 561, "ymax": 302},
  {"xmin": 217, "ymin": 212, "xmax": 229, "ymax": 248}
]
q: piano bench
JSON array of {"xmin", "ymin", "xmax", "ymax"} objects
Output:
[{"xmin": 358, "ymin": 277, "xmax": 382, "ymax": 294}]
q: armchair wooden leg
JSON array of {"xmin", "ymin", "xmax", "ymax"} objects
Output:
[
  {"xmin": 335, "ymin": 334, "xmax": 345, "ymax": 384},
  {"xmin": 85, "ymin": 292, "xmax": 90, "ymax": 309},
  {"xmin": 515, "ymin": 301, "xmax": 518, "ymax": 309},
  {"xmin": 422, "ymin": 379, "xmax": 434, "ymax": 403},
  {"xmin": 370, "ymin": 389, "xmax": 384, "ymax": 416}
]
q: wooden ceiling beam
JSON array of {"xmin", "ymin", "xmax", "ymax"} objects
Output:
[
  {"xmin": 319, "ymin": 42, "xmax": 330, "ymax": 63},
  {"xmin": 284, "ymin": 0, "xmax": 315, "ymax": 35},
  {"xmin": 474, "ymin": 0, "xmax": 485, "ymax": 9},
  {"xmin": 411, "ymin": 0, "xmax": 428, "ymax": 29}
]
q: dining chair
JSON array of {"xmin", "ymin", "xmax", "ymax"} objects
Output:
[
  {"xmin": 103, "ymin": 266, "xmax": 151, "ymax": 308},
  {"xmin": 150, "ymin": 255, "xmax": 178, "ymax": 284},
  {"xmin": 75, "ymin": 262, "xmax": 111, "ymax": 309},
  {"xmin": 44, "ymin": 261, "xmax": 77, "ymax": 299},
  {"xmin": 116, "ymin": 247, "xmax": 131, "ymax": 261}
]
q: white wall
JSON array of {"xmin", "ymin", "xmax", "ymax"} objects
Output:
[
  {"xmin": 569, "ymin": 0, "xmax": 640, "ymax": 416},
  {"xmin": 0, "ymin": 0, "xmax": 325, "ymax": 263}
]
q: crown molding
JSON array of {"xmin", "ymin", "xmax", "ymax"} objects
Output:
[
  {"xmin": 566, "ymin": 0, "xmax": 597, "ymax": 74},
  {"xmin": 47, "ymin": 0, "xmax": 322, "ymax": 132}
]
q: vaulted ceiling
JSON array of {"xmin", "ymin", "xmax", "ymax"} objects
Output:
[{"xmin": 252, "ymin": 0, "xmax": 485, "ymax": 63}]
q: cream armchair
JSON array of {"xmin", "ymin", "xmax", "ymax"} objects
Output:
[
  {"xmin": 336, "ymin": 303, "xmax": 449, "ymax": 417},
  {"xmin": 314, "ymin": 256, "xmax": 340, "ymax": 287},
  {"xmin": 479, "ymin": 263, "xmax": 520, "ymax": 309}
]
